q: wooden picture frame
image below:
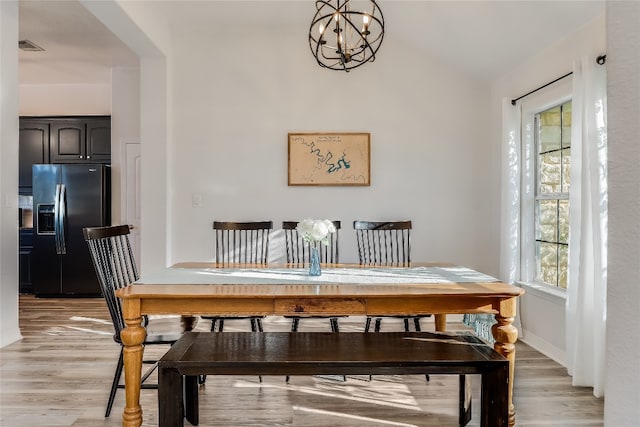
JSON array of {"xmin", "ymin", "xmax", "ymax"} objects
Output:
[{"xmin": 288, "ymin": 132, "xmax": 370, "ymax": 186}]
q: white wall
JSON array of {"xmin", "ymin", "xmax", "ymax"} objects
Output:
[
  {"xmin": 19, "ymin": 84, "xmax": 110, "ymax": 116},
  {"xmin": 490, "ymin": 15, "xmax": 606, "ymax": 362},
  {"xmin": 80, "ymin": 0, "xmax": 173, "ymax": 276},
  {"xmin": 605, "ymin": 2, "xmax": 640, "ymax": 425},
  {"xmin": 0, "ymin": 0, "xmax": 22, "ymax": 348},
  {"xmin": 111, "ymin": 66, "xmax": 140, "ymax": 225},
  {"xmin": 166, "ymin": 24, "xmax": 495, "ymax": 272}
]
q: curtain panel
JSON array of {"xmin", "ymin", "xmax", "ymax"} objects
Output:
[
  {"xmin": 464, "ymin": 99, "xmax": 522, "ymax": 344},
  {"xmin": 565, "ymin": 56, "xmax": 607, "ymax": 397}
]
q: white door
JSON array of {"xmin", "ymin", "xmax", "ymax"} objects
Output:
[{"xmin": 124, "ymin": 140, "xmax": 141, "ymax": 266}]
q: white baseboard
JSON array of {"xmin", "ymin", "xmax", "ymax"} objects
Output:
[{"xmin": 520, "ymin": 329, "xmax": 566, "ymax": 367}]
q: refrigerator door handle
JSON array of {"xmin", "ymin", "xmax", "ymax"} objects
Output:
[
  {"xmin": 59, "ymin": 184, "xmax": 67, "ymax": 255},
  {"xmin": 54, "ymin": 184, "xmax": 62, "ymax": 254}
]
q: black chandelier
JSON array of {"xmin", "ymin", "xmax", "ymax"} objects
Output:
[{"xmin": 309, "ymin": 0, "xmax": 385, "ymax": 72}]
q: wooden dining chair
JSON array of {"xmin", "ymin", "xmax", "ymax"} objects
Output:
[
  {"xmin": 353, "ymin": 220, "xmax": 432, "ymax": 382},
  {"xmin": 203, "ymin": 221, "xmax": 273, "ymax": 332},
  {"xmin": 282, "ymin": 220, "xmax": 342, "ymax": 332},
  {"xmin": 283, "ymin": 220, "xmax": 340, "ymax": 266},
  {"xmin": 353, "ymin": 220, "xmax": 429, "ymax": 332},
  {"xmin": 83, "ymin": 225, "xmax": 183, "ymax": 417},
  {"xmin": 283, "ymin": 220, "xmax": 346, "ymax": 382}
]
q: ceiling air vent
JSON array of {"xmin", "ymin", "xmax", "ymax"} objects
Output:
[{"xmin": 18, "ymin": 40, "xmax": 44, "ymax": 52}]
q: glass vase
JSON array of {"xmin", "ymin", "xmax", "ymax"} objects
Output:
[{"xmin": 309, "ymin": 246, "xmax": 321, "ymax": 276}]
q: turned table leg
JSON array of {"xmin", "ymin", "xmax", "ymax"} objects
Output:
[
  {"xmin": 121, "ymin": 299, "xmax": 146, "ymax": 427},
  {"xmin": 492, "ymin": 298, "xmax": 519, "ymax": 427}
]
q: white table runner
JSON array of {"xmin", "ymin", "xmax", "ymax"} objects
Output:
[{"xmin": 139, "ymin": 266, "xmax": 498, "ymax": 285}]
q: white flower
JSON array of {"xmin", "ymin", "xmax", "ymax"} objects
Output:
[{"xmin": 297, "ymin": 219, "xmax": 337, "ymax": 246}]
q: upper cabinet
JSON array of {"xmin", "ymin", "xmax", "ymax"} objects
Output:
[
  {"xmin": 85, "ymin": 119, "xmax": 112, "ymax": 162},
  {"xmin": 19, "ymin": 116, "xmax": 111, "ymax": 190},
  {"xmin": 19, "ymin": 121, "xmax": 50, "ymax": 190},
  {"xmin": 50, "ymin": 117, "xmax": 111, "ymax": 163}
]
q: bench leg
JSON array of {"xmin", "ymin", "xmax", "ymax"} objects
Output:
[
  {"xmin": 458, "ymin": 374, "xmax": 471, "ymax": 426},
  {"xmin": 184, "ymin": 375, "xmax": 199, "ymax": 426},
  {"xmin": 480, "ymin": 365, "xmax": 509, "ymax": 427},
  {"xmin": 159, "ymin": 367, "xmax": 184, "ymax": 427}
]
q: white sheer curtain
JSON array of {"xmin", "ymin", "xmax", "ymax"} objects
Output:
[
  {"xmin": 566, "ymin": 56, "xmax": 608, "ymax": 397},
  {"xmin": 464, "ymin": 98, "xmax": 521, "ymax": 343},
  {"xmin": 499, "ymin": 98, "xmax": 522, "ymax": 285}
]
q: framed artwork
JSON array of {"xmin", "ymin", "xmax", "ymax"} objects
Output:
[{"xmin": 288, "ymin": 132, "xmax": 370, "ymax": 186}]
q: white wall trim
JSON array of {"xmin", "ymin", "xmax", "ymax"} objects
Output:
[
  {"xmin": 0, "ymin": 0, "xmax": 23, "ymax": 349},
  {"xmin": 520, "ymin": 329, "xmax": 567, "ymax": 367},
  {"xmin": 518, "ymin": 281, "xmax": 567, "ymax": 303}
]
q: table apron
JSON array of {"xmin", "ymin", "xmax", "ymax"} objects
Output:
[{"xmin": 137, "ymin": 296, "xmax": 504, "ymax": 317}]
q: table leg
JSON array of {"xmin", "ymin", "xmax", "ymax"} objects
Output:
[
  {"xmin": 181, "ymin": 315, "xmax": 198, "ymax": 332},
  {"xmin": 434, "ymin": 313, "xmax": 447, "ymax": 332},
  {"xmin": 121, "ymin": 299, "xmax": 146, "ymax": 427},
  {"xmin": 492, "ymin": 297, "xmax": 519, "ymax": 427}
]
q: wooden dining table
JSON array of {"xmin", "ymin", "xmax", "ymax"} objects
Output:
[{"xmin": 115, "ymin": 262, "xmax": 524, "ymax": 427}]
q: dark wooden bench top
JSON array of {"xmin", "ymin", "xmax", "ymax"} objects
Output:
[{"xmin": 161, "ymin": 331, "xmax": 505, "ymax": 376}]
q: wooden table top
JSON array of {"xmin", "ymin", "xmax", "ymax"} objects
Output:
[{"xmin": 117, "ymin": 263, "xmax": 523, "ymax": 300}]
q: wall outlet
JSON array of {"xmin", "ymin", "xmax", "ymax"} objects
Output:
[{"xmin": 191, "ymin": 193, "xmax": 202, "ymax": 208}]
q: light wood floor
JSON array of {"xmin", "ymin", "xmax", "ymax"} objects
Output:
[{"xmin": 1, "ymin": 296, "xmax": 603, "ymax": 427}]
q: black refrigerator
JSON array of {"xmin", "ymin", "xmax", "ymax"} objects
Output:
[{"xmin": 32, "ymin": 164, "xmax": 111, "ymax": 297}]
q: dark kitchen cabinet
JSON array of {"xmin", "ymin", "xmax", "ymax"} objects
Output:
[
  {"xmin": 19, "ymin": 116, "xmax": 111, "ymax": 191},
  {"xmin": 19, "ymin": 121, "xmax": 50, "ymax": 190},
  {"xmin": 50, "ymin": 120, "xmax": 85, "ymax": 163},
  {"xmin": 19, "ymin": 229, "xmax": 34, "ymax": 294},
  {"xmin": 85, "ymin": 119, "xmax": 112, "ymax": 162},
  {"xmin": 50, "ymin": 117, "xmax": 111, "ymax": 163}
]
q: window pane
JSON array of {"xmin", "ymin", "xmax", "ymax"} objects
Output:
[
  {"xmin": 558, "ymin": 200, "xmax": 569, "ymax": 244},
  {"xmin": 562, "ymin": 147, "xmax": 571, "ymax": 192},
  {"xmin": 537, "ymin": 242, "xmax": 558, "ymax": 286},
  {"xmin": 539, "ymin": 151, "xmax": 562, "ymax": 193},
  {"xmin": 536, "ymin": 200, "xmax": 558, "ymax": 242},
  {"xmin": 539, "ymin": 106, "xmax": 562, "ymax": 153},
  {"xmin": 558, "ymin": 245, "xmax": 569, "ymax": 289},
  {"xmin": 562, "ymin": 101, "xmax": 572, "ymax": 149}
]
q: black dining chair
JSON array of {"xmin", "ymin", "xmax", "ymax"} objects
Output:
[
  {"xmin": 283, "ymin": 220, "xmax": 346, "ymax": 382},
  {"xmin": 353, "ymin": 220, "xmax": 430, "ymax": 332},
  {"xmin": 202, "ymin": 221, "xmax": 272, "ymax": 332},
  {"xmin": 353, "ymin": 220, "xmax": 432, "ymax": 382},
  {"xmin": 83, "ymin": 225, "xmax": 183, "ymax": 417},
  {"xmin": 282, "ymin": 220, "xmax": 342, "ymax": 332}
]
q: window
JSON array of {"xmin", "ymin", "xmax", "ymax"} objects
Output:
[{"xmin": 534, "ymin": 101, "xmax": 571, "ymax": 288}]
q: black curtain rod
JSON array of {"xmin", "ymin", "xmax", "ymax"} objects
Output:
[{"xmin": 510, "ymin": 54, "xmax": 607, "ymax": 106}]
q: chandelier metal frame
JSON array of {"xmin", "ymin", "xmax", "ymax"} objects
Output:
[{"xmin": 309, "ymin": 0, "xmax": 385, "ymax": 72}]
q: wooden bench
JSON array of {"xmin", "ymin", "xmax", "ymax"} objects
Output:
[{"xmin": 158, "ymin": 331, "xmax": 508, "ymax": 427}]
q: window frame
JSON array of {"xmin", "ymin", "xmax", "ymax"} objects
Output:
[{"xmin": 519, "ymin": 79, "xmax": 572, "ymax": 293}]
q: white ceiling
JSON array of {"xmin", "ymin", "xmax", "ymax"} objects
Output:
[
  {"xmin": 18, "ymin": 0, "xmax": 138, "ymax": 84},
  {"xmin": 18, "ymin": 0, "xmax": 605, "ymax": 84}
]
